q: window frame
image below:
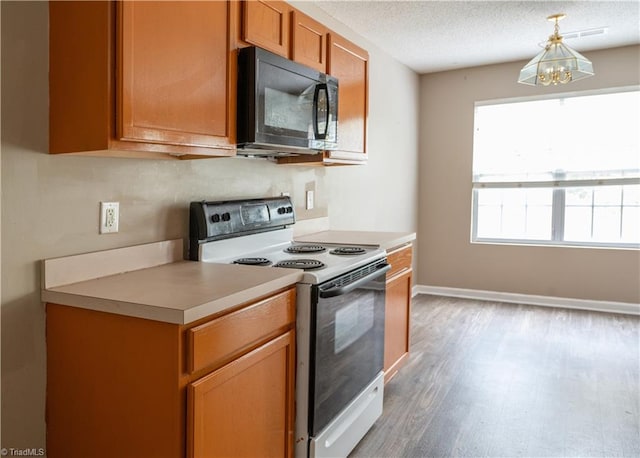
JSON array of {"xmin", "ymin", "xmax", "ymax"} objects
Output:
[{"xmin": 471, "ymin": 86, "xmax": 640, "ymax": 250}]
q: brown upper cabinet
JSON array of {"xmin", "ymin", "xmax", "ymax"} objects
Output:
[
  {"xmin": 241, "ymin": 3, "xmax": 328, "ymax": 73},
  {"xmin": 49, "ymin": 1, "xmax": 236, "ymax": 159},
  {"xmin": 50, "ymin": 0, "xmax": 369, "ymax": 164},
  {"xmin": 291, "ymin": 11, "xmax": 329, "ymax": 73},
  {"xmin": 326, "ymin": 33, "xmax": 369, "ymax": 162},
  {"xmin": 241, "ymin": 0, "xmax": 292, "ymax": 57}
]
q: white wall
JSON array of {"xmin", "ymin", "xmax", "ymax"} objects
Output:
[
  {"xmin": 293, "ymin": 2, "xmax": 420, "ymax": 233},
  {"xmin": 0, "ymin": 1, "xmax": 419, "ymax": 450},
  {"xmin": 418, "ymin": 45, "xmax": 640, "ymax": 304}
]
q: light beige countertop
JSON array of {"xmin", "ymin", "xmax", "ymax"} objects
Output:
[
  {"xmin": 41, "ymin": 240, "xmax": 302, "ymax": 325},
  {"xmin": 295, "ymin": 230, "xmax": 416, "ymax": 251}
]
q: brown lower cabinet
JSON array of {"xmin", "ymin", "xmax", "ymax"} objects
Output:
[
  {"xmin": 188, "ymin": 331, "xmax": 295, "ymax": 458},
  {"xmin": 384, "ymin": 243, "xmax": 413, "ymax": 383},
  {"xmin": 46, "ymin": 287, "xmax": 296, "ymax": 458}
]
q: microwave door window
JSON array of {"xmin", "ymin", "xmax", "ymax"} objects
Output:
[
  {"xmin": 257, "ymin": 61, "xmax": 318, "ymax": 147},
  {"xmin": 264, "ymin": 87, "xmax": 312, "ymax": 134}
]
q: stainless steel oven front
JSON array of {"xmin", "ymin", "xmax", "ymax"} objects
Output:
[{"xmin": 295, "ymin": 258, "xmax": 390, "ymax": 458}]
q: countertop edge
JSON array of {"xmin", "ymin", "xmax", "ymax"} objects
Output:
[
  {"xmin": 42, "ymin": 271, "xmax": 302, "ymax": 325},
  {"xmin": 41, "ymin": 290, "xmax": 187, "ymax": 324},
  {"xmin": 382, "ymin": 233, "xmax": 417, "ymax": 250},
  {"xmin": 182, "ymin": 272, "xmax": 302, "ymax": 324}
]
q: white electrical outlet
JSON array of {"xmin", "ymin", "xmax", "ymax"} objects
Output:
[
  {"xmin": 306, "ymin": 190, "xmax": 314, "ymax": 210},
  {"xmin": 100, "ymin": 202, "xmax": 119, "ymax": 234}
]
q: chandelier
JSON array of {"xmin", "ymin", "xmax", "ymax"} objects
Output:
[{"xmin": 518, "ymin": 14, "xmax": 594, "ymax": 86}]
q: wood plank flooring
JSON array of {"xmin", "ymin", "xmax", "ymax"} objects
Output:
[{"xmin": 350, "ymin": 295, "xmax": 640, "ymax": 458}]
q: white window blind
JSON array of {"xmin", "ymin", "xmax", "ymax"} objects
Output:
[{"xmin": 472, "ymin": 87, "xmax": 640, "ymax": 248}]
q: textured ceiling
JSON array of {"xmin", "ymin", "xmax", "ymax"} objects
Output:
[{"xmin": 313, "ymin": 0, "xmax": 640, "ymax": 74}]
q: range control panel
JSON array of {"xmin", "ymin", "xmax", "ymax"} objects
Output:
[{"xmin": 189, "ymin": 197, "xmax": 295, "ymax": 258}]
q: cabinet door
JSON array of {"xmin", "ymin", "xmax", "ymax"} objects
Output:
[
  {"xmin": 188, "ymin": 331, "xmax": 295, "ymax": 458},
  {"xmin": 384, "ymin": 270, "xmax": 412, "ymax": 384},
  {"xmin": 327, "ymin": 33, "xmax": 369, "ymax": 161},
  {"xmin": 242, "ymin": 0, "xmax": 292, "ymax": 57},
  {"xmin": 291, "ymin": 11, "xmax": 328, "ymax": 72},
  {"xmin": 118, "ymin": 1, "xmax": 234, "ymax": 150}
]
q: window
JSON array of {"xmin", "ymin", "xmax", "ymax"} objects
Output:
[{"xmin": 472, "ymin": 87, "xmax": 640, "ymax": 248}]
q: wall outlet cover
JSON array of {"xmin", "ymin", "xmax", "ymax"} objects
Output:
[{"xmin": 100, "ymin": 202, "xmax": 119, "ymax": 234}]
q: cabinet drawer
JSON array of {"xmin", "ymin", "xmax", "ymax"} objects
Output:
[
  {"xmin": 386, "ymin": 244, "xmax": 412, "ymax": 279},
  {"xmin": 188, "ymin": 288, "xmax": 295, "ymax": 374}
]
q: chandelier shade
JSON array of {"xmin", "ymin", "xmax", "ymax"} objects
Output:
[{"xmin": 518, "ymin": 14, "xmax": 594, "ymax": 86}]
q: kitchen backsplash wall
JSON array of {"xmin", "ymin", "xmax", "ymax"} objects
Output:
[{"xmin": 1, "ymin": 1, "xmax": 419, "ymax": 451}]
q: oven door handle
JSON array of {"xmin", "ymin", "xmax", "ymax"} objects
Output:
[{"xmin": 319, "ymin": 263, "xmax": 391, "ymax": 298}]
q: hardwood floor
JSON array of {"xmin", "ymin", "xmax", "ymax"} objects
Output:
[{"xmin": 350, "ymin": 295, "xmax": 640, "ymax": 458}]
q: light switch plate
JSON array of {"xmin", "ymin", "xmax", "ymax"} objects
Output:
[{"xmin": 306, "ymin": 190, "xmax": 314, "ymax": 210}]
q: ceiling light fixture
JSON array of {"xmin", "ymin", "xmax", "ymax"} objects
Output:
[{"xmin": 518, "ymin": 13, "xmax": 594, "ymax": 86}]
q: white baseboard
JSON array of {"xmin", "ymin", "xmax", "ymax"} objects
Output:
[{"xmin": 412, "ymin": 285, "xmax": 640, "ymax": 316}]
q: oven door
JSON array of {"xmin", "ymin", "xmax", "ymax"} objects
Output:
[{"xmin": 309, "ymin": 259, "xmax": 390, "ymax": 436}]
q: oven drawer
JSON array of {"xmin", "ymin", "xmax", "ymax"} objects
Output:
[
  {"xmin": 386, "ymin": 244, "xmax": 412, "ymax": 278},
  {"xmin": 187, "ymin": 288, "xmax": 296, "ymax": 374}
]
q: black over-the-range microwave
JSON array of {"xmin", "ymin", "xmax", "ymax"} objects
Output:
[{"xmin": 236, "ymin": 46, "xmax": 339, "ymax": 157}]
